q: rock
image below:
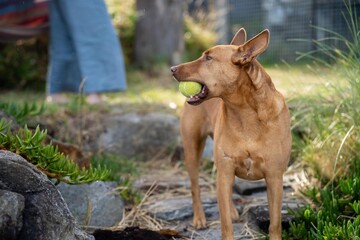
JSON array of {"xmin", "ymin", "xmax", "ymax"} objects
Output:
[
  {"xmin": 179, "ymin": 222, "xmax": 252, "ymax": 240},
  {"xmin": 176, "ymin": 133, "xmax": 213, "ymax": 162},
  {"xmin": 57, "ymin": 181, "xmax": 124, "ymax": 227},
  {"xmin": 202, "ymin": 137, "xmax": 214, "ymax": 160},
  {"xmin": 97, "ymin": 112, "xmax": 179, "ymax": 161},
  {"xmin": 234, "ymin": 174, "xmax": 300, "ymax": 196},
  {"xmin": 145, "ymin": 193, "xmax": 243, "ymax": 222},
  {"xmin": 249, "ymin": 203, "xmax": 298, "ymax": 233},
  {"xmin": 133, "ymin": 170, "xmax": 210, "ymax": 193},
  {"xmin": 0, "ymin": 190, "xmax": 25, "ymax": 240},
  {"xmin": 146, "ymin": 195, "xmax": 214, "ymax": 221},
  {"xmin": 0, "ymin": 150, "xmax": 94, "ymax": 240},
  {"xmin": 233, "ymin": 178, "xmax": 267, "ymax": 196}
]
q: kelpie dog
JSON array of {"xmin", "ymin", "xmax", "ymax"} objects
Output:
[{"xmin": 171, "ymin": 29, "xmax": 291, "ymax": 240}]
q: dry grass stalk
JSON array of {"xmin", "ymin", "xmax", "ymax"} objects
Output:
[
  {"xmin": 238, "ymin": 222, "xmax": 265, "ymax": 239},
  {"xmin": 114, "ymin": 181, "xmax": 166, "ymax": 231}
]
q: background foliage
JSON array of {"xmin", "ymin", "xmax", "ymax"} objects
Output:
[
  {"xmin": 285, "ymin": 1, "xmax": 360, "ymax": 238},
  {"xmin": 0, "ymin": 0, "xmax": 217, "ymax": 90}
]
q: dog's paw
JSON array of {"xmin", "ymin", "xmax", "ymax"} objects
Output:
[{"xmin": 193, "ymin": 214, "xmax": 207, "ymax": 229}]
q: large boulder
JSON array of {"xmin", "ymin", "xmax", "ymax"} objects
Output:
[
  {"xmin": 0, "ymin": 190, "xmax": 25, "ymax": 240},
  {"xmin": 96, "ymin": 112, "xmax": 179, "ymax": 160},
  {"xmin": 0, "ymin": 150, "xmax": 94, "ymax": 240},
  {"xmin": 57, "ymin": 181, "xmax": 124, "ymax": 227}
]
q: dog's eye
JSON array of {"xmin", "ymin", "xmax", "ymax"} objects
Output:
[{"xmin": 205, "ymin": 55, "xmax": 213, "ymax": 61}]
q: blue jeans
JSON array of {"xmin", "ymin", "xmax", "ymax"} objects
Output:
[{"xmin": 47, "ymin": 0, "xmax": 127, "ymax": 94}]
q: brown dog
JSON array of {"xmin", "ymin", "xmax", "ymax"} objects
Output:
[{"xmin": 171, "ymin": 28, "xmax": 291, "ymax": 240}]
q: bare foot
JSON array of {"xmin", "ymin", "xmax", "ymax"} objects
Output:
[
  {"xmin": 46, "ymin": 94, "xmax": 69, "ymax": 104},
  {"xmin": 86, "ymin": 93, "xmax": 103, "ymax": 104}
]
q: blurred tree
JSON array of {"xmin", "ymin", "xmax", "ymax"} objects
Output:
[
  {"xmin": 134, "ymin": 0, "xmax": 184, "ymax": 67},
  {"xmin": 214, "ymin": 0, "xmax": 229, "ymax": 44}
]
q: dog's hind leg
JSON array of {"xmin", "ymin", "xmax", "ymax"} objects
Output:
[
  {"xmin": 183, "ymin": 135, "xmax": 207, "ymax": 229},
  {"xmin": 180, "ymin": 106, "xmax": 209, "ymax": 229},
  {"xmin": 230, "ymin": 200, "xmax": 240, "ymax": 222}
]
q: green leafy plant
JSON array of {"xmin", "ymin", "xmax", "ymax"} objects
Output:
[
  {"xmin": 183, "ymin": 14, "xmax": 217, "ymax": 61},
  {"xmin": 0, "ymin": 38, "xmax": 48, "ymax": 90},
  {"xmin": 91, "ymin": 153, "xmax": 142, "ymax": 203},
  {"xmin": 286, "ymin": 1, "xmax": 360, "ymax": 238},
  {"xmin": 0, "ymin": 118, "xmax": 110, "ymax": 184},
  {"xmin": 106, "ymin": 0, "xmax": 137, "ymax": 64},
  {"xmin": 285, "ymin": 157, "xmax": 360, "ymax": 239},
  {"xmin": 0, "ymin": 102, "xmax": 45, "ymax": 124}
]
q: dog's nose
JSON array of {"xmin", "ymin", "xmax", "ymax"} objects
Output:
[{"xmin": 170, "ymin": 66, "xmax": 177, "ymax": 73}]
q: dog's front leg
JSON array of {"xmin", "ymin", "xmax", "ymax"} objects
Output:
[
  {"xmin": 265, "ymin": 172, "xmax": 284, "ymax": 240},
  {"xmin": 216, "ymin": 162, "xmax": 235, "ymax": 240},
  {"xmin": 183, "ymin": 138, "xmax": 207, "ymax": 229}
]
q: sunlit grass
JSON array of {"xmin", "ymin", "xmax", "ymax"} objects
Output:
[
  {"xmin": 0, "ymin": 90, "xmax": 45, "ymax": 105},
  {"xmin": 0, "ymin": 66, "xmax": 186, "ymax": 115},
  {"xmin": 0, "ymin": 64, "xmax": 343, "ymax": 115},
  {"xmin": 103, "ymin": 68, "xmax": 185, "ymax": 111},
  {"xmin": 266, "ymin": 63, "xmax": 343, "ymax": 98},
  {"xmin": 284, "ymin": 1, "xmax": 360, "ymax": 237}
]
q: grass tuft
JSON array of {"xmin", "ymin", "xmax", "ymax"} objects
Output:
[{"xmin": 285, "ymin": 0, "xmax": 360, "ymax": 238}]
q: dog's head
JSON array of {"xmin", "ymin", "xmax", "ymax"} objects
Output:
[{"xmin": 171, "ymin": 28, "xmax": 269, "ymax": 105}]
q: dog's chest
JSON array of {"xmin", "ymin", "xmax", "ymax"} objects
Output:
[
  {"xmin": 234, "ymin": 157, "xmax": 265, "ymax": 180},
  {"xmin": 218, "ymin": 146, "xmax": 265, "ymax": 180}
]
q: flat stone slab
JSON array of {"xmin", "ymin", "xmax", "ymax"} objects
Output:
[
  {"xmin": 234, "ymin": 178, "xmax": 267, "ymax": 196},
  {"xmin": 145, "ymin": 194, "xmax": 217, "ymax": 221},
  {"xmin": 234, "ymin": 172, "xmax": 301, "ymax": 196},
  {"xmin": 178, "ymin": 222, "xmax": 265, "ymax": 240},
  {"xmin": 145, "ymin": 193, "xmax": 243, "ymax": 222},
  {"xmin": 133, "ymin": 170, "xmax": 210, "ymax": 193}
]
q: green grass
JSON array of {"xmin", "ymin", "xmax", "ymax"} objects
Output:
[
  {"xmin": 267, "ymin": 63, "xmax": 337, "ymax": 98},
  {"xmin": 0, "ymin": 64, "xmax": 335, "ymax": 113},
  {"xmin": 282, "ymin": 1, "xmax": 360, "ymax": 239},
  {"xmin": 104, "ymin": 67, "xmax": 185, "ymax": 111},
  {"xmin": 90, "ymin": 153, "xmax": 142, "ymax": 203},
  {"xmin": 0, "ymin": 67, "xmax": 185, "ymax": 116}
]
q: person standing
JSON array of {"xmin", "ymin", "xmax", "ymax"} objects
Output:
[{"xmin": 46, "ymin": 0, "xmax": 127, "ymax": 104}]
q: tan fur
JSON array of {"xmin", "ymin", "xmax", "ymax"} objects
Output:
[{"xmin": 171, "ymin": 29, "xmax": 291, "ymax": 240}]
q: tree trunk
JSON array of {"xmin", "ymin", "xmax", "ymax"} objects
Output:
[
  {"xmin": 135, "ymin": 0, "xmax": 184, "ymax": 67},
  {"xmin": 214, "ymin": 0, "xmax": 229, "ymax": 44}
]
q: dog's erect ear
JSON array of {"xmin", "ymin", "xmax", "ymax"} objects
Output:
[
  {"xmin": 230, "ymin": 28, "xmax": 247, "ymax": 45},
  {"xmin": 232, "ymin": 29, "xmax": 270, "ymax": 65}
]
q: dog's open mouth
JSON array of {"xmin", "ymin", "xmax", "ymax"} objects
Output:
[{"xmin": 186, "ymin": 83, "xmax": 208, "ymax": 105}]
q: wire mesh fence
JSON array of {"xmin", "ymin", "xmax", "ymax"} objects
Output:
[
  {"xmin": 228, "ymin": 0, "xmax": 360, "ymax": 63},
  {"xmin": 189, "ymin": 0, "xmax": 360, "ymax": 63}
]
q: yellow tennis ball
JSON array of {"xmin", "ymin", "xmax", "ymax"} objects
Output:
[{"xmin": 179, "ymin": 81, "xmax": 202, "ymax": 97}]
